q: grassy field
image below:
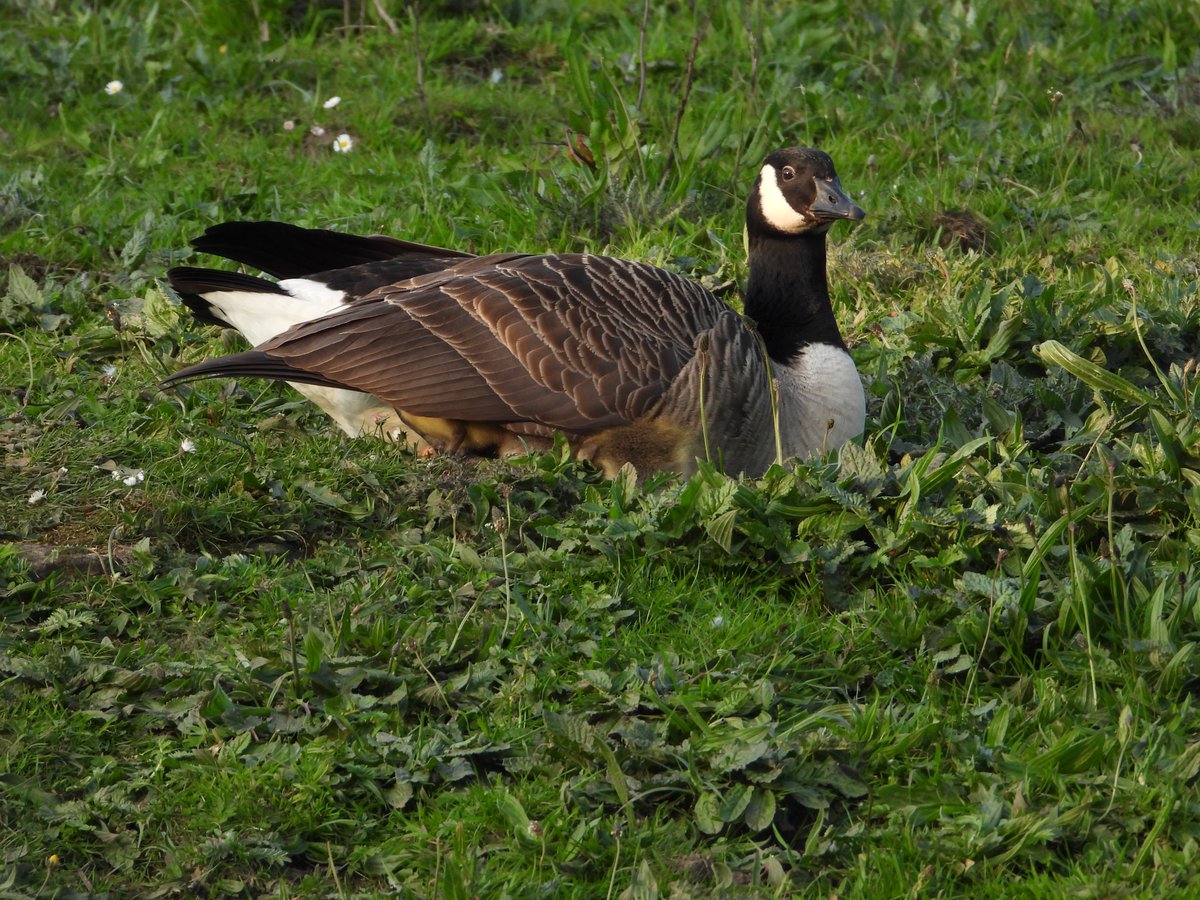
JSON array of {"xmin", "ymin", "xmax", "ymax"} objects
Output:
[{"xmin": 3, "ymin": 0, "xmax": 1200, "ymax": 895}]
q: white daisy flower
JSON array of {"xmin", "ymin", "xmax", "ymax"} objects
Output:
[
  {"xmin": 333, "ymin": 133, "xmax": 353, "ymax": 153},
  {"xmin": 105, "ymin": 80, "xmax": 124, "ymax": 95},
  {"xmin": 28, "ymin": 489, "xmax": 46, "ymax": 505},
  {"xmin": 283, "ymin": 119, "xmax": 296, "ymax": 131},
  {"xmin": 181, "ymin": 438, "xmax": 196, "ymax": 453},
  {"xmin": 310, "ymin": 125, "xmax": 326, "ymax": 137},
  {"xmin": 323, "ymin": 95, "xmax": 341, "ymax": 109}
]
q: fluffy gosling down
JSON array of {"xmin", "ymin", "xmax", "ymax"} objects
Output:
[{"xmin": 162, "ymin": 147, "xmax": 866, "ymax": 478}]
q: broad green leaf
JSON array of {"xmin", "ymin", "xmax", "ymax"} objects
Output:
[
  {"xmin": 1035, "ymin": 340, "xmax": 1154, "ymax": 405},
  {"xmin": 200, "ymin": 682, "xmax": 234, "ymax": 721},
  {"xmin": 296, "ymin": 480, "xmax": 348, "ymax": 508},
  {"xmin": 497, "ymin": 791, "xmax": 536, "ymax": 843},
  {"xmin": 744, "ymin": 788, "xmax": 777, "ymax": 832},
  {"xmin": 384, "ymin": 780, "xmax": 413, "ymax": 810},
  {"xmin": 704, "ymin": 508, "xmax": 737, "ymax": 552},
  {"xmin": 621, "ymin": 859, "xmax": 658, "ymax": 900},
  {"xmin": 718, "ymin": 783, "xmax": 753, "ymax": 822},
  {"xmin": 694, "ymin": 790, "xmax": 722, "ymax": 835}
]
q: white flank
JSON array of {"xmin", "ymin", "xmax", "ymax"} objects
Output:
[
  {"xmin": 756, "ymin": 164, "xmax": 810, "ymax": 233},
  {"xmin": 201, "ymin": 279, "xmax": 345, "ymax": 346},
  {"xmin": 774, "ymin": 342, "xmax": 865, "ymax": 458},
  {"xmin": 298, "ymin": 385, "xmax": 421, "ymax": 446},
  {"xmin": 277, "ymin": 277, "xmax": 348, "ymax": 307},
  {"xmin": 198, "ymin": 279, "xmax": 427, "ymax": 450}
]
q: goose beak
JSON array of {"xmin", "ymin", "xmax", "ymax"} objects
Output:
[{"xmin": 810, "ymin": 177, "xmax": 865, "ymax": 222}]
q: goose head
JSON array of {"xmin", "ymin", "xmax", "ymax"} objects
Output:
[{"xmin": 747, "ymin": 147, "xmax": 865, "ymax": 238}]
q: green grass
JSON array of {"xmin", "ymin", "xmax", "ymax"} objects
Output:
[{"xmin": 3, "ymin": 0, "xmax": 1200, "ymax": 895}]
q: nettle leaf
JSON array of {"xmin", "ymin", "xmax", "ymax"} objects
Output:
[
  {"xmin": 31, "ymin": 607, "xmax": 97, "ymax": 634},
  {"xmin": 960, "ymin": 571, "xmax": 1021, "ymax": 602},
  {"xmin": 579, "ymin": 669, "xmax": 612, "ymax": 691},
  {"xmin": 385, "ymin": 779, "xmax": 414, "ymax": 810},
  {"xmin": 544, "ymin": 709, "xmax": 595, "ymax": 750},
  {"xmin": 120, "ymin": 211, "xmax": 154, "ymax": 268},
  {"xmin": 818, "ymin": 479, "xmax": 869, "ymax": 515},
  {"xmin": 931, "ymin": 643, "xmax": 964, "ymax": 666},
  {"xmin": 140, "ymin": 286, "xmax": 182, "ymax": 337},
  {"xmin": 435, "ymin": 757, "xmax": 474, "ymax": 783},
  {"xmin": 697, "ymin": 476, "xmax": 738, "ymax": 517},
  {"xmin": 4, "ymin": 263, "xmax": 43, "ymax": 313},
  {"xmin": 838, "ymin": 440, "xmax": 887, "ymax": 495},
  {"xmin": 712, "ymin": 740, "xmax": 770, "ymax": 771}
]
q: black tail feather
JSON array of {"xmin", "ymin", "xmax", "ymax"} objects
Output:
[
  {"xmin": 166, "ymin": 266, "xmax": 287, "ymax": 328},
  {"xmin": 190, "ymin": 221, "xmax": 472, "ymax": 279},
  {"xmin": 168, "ymin": 266, "xmax": 286, "ymax": 296},
  {"xmin": 160, "ymin": 349, "xmax": 355, "ymax": 391}
]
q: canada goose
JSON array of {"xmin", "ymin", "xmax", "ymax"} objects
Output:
[{"xmin": 163, "ymin": 147, "xmax": 866, "ymax": 478}]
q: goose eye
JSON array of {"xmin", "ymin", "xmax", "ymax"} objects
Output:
[{"xmin": 781, "ymin": 166, "xmax": 796, "ymax": 181}]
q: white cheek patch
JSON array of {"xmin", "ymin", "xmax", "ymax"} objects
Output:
[{"xmin": 757, "ymin": 164, "xmax": 811, "ymax": 234}]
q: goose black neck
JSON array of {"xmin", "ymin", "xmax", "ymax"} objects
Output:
[{"xmin": 745, "ymin": 231, "xmax": 845, "ymax": 362}]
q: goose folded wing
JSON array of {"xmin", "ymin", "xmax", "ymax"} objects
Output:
[{"xmin": 203, "ymin": 253, "xmax": 713, "ymax": 432}]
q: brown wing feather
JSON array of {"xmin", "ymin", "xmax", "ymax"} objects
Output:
[{"xmin": 254, "ymin": 253, "xmax": 732, "ymax": 432}]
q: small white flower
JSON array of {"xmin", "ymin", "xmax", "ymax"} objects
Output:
[
  {"xmin": 711, "ymin": 615, "xmax": 725, "ymax": 628},
  {"xmin": 282, "ymin": 119, "xmax": 296, "ymax": 131},
  {"xmin": 323, "ymin": 95, "xmax": 341, "ymax": 109},
  {"xmin": 111, "ymin": 470, "xmax": 122, "ymax": 481},
  {"xmin": 490, "ymin": 68, "xmax": 503, "ymax": 84},
  {"xmin": 57, "ymin": 466, "xmax": 68, "ymax": 475},
  {"xmin": 105, "ymin": 80, "xmax": 124, "ymax": 95},
  {"xmin": 28, "ymin": 489, "xmax": 46, "ymax": 505},
  {"xmin": 310, "ymin": 125, "xmax": 326, "ymax": 137},
  {"xmin": 181, "ymin": 438, "xmax": 196, "ymax": 453},
  {"xmin": 122, "ymin": 470, "xmax": 145, "ymax": 486},
  {"xmin": 333, "ymin": 133, "xmax": 353, "ymax": 153}
]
